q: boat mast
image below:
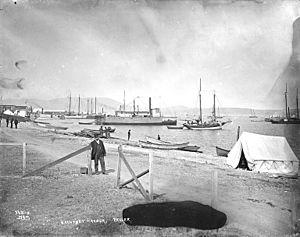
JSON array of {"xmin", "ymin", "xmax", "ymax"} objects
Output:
[
  {"xmin": 199, "ymin": 78, "xmax": 202, "ymax": 124},
  {"xmin": 68, "ymin": 93, "xmax": 71, "ymax": 116},
  {"xmin": 87, "ymin": 98, "xmax": 89, "ymax": 115},
  {"xmin": 78, "ymin": 95, "xmax": 80, "ymax": 115},
  {"xmin": 296, "ymin": 88, "xmax": 299, "ymax": 119},
  {"xmin": 285, "ymin": 83, "xmax": 288, "ymax": 118},
  {"xmin": 90, "ymin": 98, "xmax": 93, "ymax": 114},
  {"xmin": 212, "ymin": 90, "xmax": 216, "ymax": 121},
  {"xmin": 95, "ymin": 97, "xmax": 97, "ymax": 115},
  {"xmin": 123, "ymin": 90, "xmax": 126, "ymax": 114}
]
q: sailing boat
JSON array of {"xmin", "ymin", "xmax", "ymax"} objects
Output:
[
  {"xmin": 249, "ymin": 109, "xmax": 257, "ymax": 118},
  {"xmin": 271, "ymin": 85, "xmax": 300, "ymax": 124},
  {"xmin": 183, "ymin": 79, "xmax": 222, "ymax": 130}
]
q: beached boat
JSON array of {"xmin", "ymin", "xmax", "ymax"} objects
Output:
[
  {"xmin": 179, "ymin": 145, "xmax": 202, "ymax": 153},
  {"xmin": 139, "ymin": 140, "xmax": 189, "ymax": 150},
  {"xmin": 167, "ymin": 125, "xmax": 183, "ymax": 129},
  {"xmin": 145, "ymin": 136, "xmax": 170, "ymax": 145},
  {"xmin": 32, "ymin": 120, "xmax": 50, "ymax": 125},
  {"xmin": 216, "ymin": 146, "xmax": 230, "ymax": 157},
  {"xmin": 35, "ymin": 123, "xmax": 68, "ymax": 130},
  {"xmin": 183, "ymin": 79, "xmax": 222, "ymax": 130},
  {"xmin": 79, "ymin": 121, "xmax": 94, "ymax": 125}
]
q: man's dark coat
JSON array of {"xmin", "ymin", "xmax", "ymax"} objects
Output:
[{"xmin": 90, "ymin": 140, "xmax": 106, "ymax": 160}]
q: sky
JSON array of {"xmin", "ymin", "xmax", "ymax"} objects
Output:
[{"xmin": 1, "ymin": 0, "xmax": 300, "ymax": 109}]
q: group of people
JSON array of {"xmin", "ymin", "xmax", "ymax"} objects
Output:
[{"xmin": 0, "ymin": 116, "xmax": 19, "ymax": 128}]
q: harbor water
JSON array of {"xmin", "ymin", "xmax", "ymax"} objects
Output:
[{"xmin": 49, "ymin": 116, "xmax": 300, "ymax": 159}]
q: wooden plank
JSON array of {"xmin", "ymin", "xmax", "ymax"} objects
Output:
[
  {"xmin": 22, "ymin": 145, "xmax": 90, "ymax": 178},
  {"xmin": 22, "ymin": 143, "xmax": 26, "ymax": 176},
  {"xmin": 211, "ymin": 170, "xmax": 218, "ymax": 209},
  {"xmin": 149, "ymin": 152, "xmax": 154, "ymax": 201},
  {"xmin": 116, "ymin": 146, "xmax": 122, "ymax": 187},
  {"xmin": 119, "ymin": 169, "xmax": 149, "ymax": 188},
  {"xmin": 118, "ymin": 145, "xmax": 150, "ymax": 201}
]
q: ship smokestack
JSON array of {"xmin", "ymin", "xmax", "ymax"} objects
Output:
[{"xmin": 149, "ymin": 97, "xmax": 152, "ymax": 117}]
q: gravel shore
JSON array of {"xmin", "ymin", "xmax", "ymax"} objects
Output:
[{"xmin": 0, "ymin": 122, "xmax": 299, "ymax": 236}]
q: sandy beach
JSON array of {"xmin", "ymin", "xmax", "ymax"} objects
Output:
[{"xmin": 0, "ymin": 122, "xmax": 299, "ymax": 236}]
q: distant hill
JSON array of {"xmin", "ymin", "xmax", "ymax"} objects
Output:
[
  {"xmin": 1, "ymin": 97, "xmax": 282, "ymax": 117},
  {"xmin": 1, "ymin": 97, "xmax": 122, "ymax": 114},
  {"xmin": 161, "ymin": 107, "xmax": 283, "ymax": 119}
]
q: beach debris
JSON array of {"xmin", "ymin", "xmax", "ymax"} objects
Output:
[{"xmin": 72, "ymin": 128, "xmax": 115, "ymax": 138}]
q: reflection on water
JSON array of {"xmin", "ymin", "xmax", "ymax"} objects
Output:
[{"xmin": 57, "ymin": 116, "xmax": 300, "ymax": 159}]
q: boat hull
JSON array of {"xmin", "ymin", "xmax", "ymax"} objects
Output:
[
  {"xmin": 95, "ymin": 116, "xmax": 176, "ymax": 125},
  {"xmin": 216, "ymin": 146, "xmax": 230, "ymax": 157},
  {"xmin": 183, "ymin": 124, "xmax": 222, "ymax": 130},
  {"xmin": 271, "ymin": 119, "xmax": 300, "ymax": 124},
  {"xmin": 167, "ymin": 125, "xmax": 183, "ymax": 129},
  {"xmin": 139, "ymin": 140, "xmax": 189, "ymax": 150}
]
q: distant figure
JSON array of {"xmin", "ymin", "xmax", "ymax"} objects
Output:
[
  {"xmin": 99, "ymin": 126, "xmax": 103, "ymax": 136},
  {"xmin": 14, "ymin": 119, "xmax": 19, "ymax": 129},
  {"xmin": 0, "ymin": 114, "xmax": 2, "ymax": 127},
  {"xmin": 128, "ymin": 129, "xmax": 131, "ymax": 141},
  {"xmin": 157, "ymin": 135, "xmax": 160, "ymax": 140},
  {"xmin": 90, "ymin": 137, "xmax": 107, "ymax": 174},
  {"xmin": 10, "ymin": 119, "xmax": 13, "ymax": 128},
  {"xmin": 6, "ymin": 118, "xmax": 9, "ymax": 127}
]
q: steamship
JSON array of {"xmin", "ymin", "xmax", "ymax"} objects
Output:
[{"xmin": 95, "ymin": 97, "xmax": 177, "ymax": 125}]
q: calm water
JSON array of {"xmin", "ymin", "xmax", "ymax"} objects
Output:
[{"xmin": 55, "ymin": 116, "xmax": 300, "ymax": 159}]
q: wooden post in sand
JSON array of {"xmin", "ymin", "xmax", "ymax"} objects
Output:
[
  {"xmin": 211, "ymin": 170, "xmax": 218, "ymax": 209},
  {"xmin": 149, "ymin": 152, "xmax": 154, "ymax": 201},
  {"xmin": 116, "ymin": 146, "xmax": 122, "ymax": 187},
  {"xmin": 87, "ymin": 148, "xmax": 92, "ymax": 176},
  {"xmin": 22, "ymin": 143, "xmax": 26, "ymax": 176}
]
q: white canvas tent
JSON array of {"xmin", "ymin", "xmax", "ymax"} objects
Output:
[{"xmin": 227, "ymin": 132, "xmax": 299, "ymax": 176}]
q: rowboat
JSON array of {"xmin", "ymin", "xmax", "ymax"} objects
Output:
[
  {"xmin": 36, "ymin": 123, "xmax": 68, "ymax": 130},
  {"xmin": 32, "ymin": 120, "xmax": 50, "ymax": 125},
  {"xmin": 79, "ymin": 121, "xmax": 94, "ymax": 125},
  {"xmin": 145, "ymin": 136, "xmax": 170, "ymax": 145},
  {"xmin": 179, "ymin": 145, "xmax": 202, "ymax": 153},
  {"xmin": 167, "ymin": 125, "xmax": 184, "ymax": 129},
  {"xmin": 215, "ymin": 146, "xmax": 230, "ymax": 157},
  {"xmin": 139, "ymin": 140, "xmax": 189, "ymax": 150}
]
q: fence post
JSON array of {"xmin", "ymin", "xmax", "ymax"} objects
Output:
[
  {"xmin": 116, "ymin": 145, "xmax": 122, "ymax": 187},
  {"xmin": 87, "ymin": 148, "xmax": 92, "ymax": 176},
  {"xmin": 22, "ymin": 143, "xmax": 26, "ymax": 176},
  {"xmin": 211, "ymin": 170, "xmax": 218, "ymax": 209},
  {"xmin": 149, "ymin": 152, "xmax": 154, "ymax": 201}
]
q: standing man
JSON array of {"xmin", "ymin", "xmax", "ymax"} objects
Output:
[
  {"xmin": 14, "ymin": 119, "xmax": 19, "ymax": 129},
  {"xmin": 6, "ymin": 117, "xmax": 9, "ymax": 127},
  {"xmin": 10, "ymin": 118, "xmax": 13, "ymax": 128},
  {"xmin": 128, "ymin": 129, "xmax": 131, "ymax": 141},
  {"xmin": 90, "ymin": 137, "xmax": 107, "ymax": 174}
]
